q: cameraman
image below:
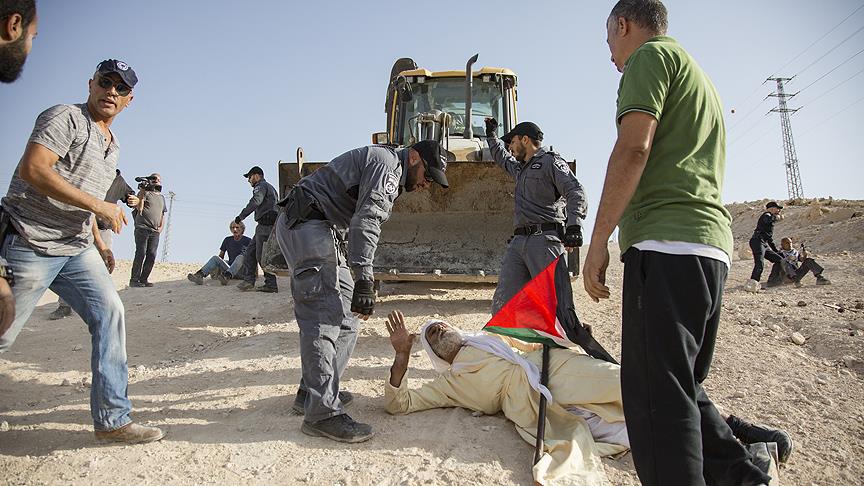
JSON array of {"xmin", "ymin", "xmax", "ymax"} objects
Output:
[{"xmin": 129, "ymin": 173, "xmax": 165, "ymax": 287}]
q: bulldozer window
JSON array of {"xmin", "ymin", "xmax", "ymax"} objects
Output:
[{"xmin": 400, "ymin": 78, "xmax": 504, "ymax": 145}]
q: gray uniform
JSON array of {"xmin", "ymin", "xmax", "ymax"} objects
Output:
[
  {"xmin": 275, "ymin": 145, "xmax": 405, "ymax": 422},
  {"xmin": 237, "ymin": 178, "xmax": 278, "ymax": 287},
  {"xmin": 488, "ymin": 137, "xmax": 587, "ymax": 313}
]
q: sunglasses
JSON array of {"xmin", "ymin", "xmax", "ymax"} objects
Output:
[{"xmin": 97, "ymin": 75, "xmax": 132, "ymax": 96}]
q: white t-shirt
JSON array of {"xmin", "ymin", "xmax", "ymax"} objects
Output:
[{"xmin": 633, "ymin": 240, "xmax": 730, "ymax": 269}]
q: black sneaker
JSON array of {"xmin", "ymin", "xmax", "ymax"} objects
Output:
[
  {"xmin": 48, "ymin": 305, "xmax": 73, "ymax": 320},
  {"xmin": 187, "ymin": 272, "xmax": 204, "ymax": 285},
  {"xmin": 301, "ymin": 414, "xmax": 374, "ymax": 443},
  {"xmin": 292, "ymin": 389, "xmax": 354, "ymax": 415},
  {"xmin": 237, "ymin": 281, "xmax": 255, "ymax": 291},
  {"xmin": 256, "ymin": 285, "xmax": 278, "ymax": 293},
  {"xmin": 129, "ymin": 280, "xmax": 146, "ymax": 288},
  {"xmin": 816, "ymin": 275, "xmax": 831, "ymax": 285},
  {"xmin": 727, "ymin": 415, "xmax": 794, "ymax": 463},
  {"xmin": 217, "ymin": 271, "xmax": 230, "ymax": 286},
  {"xmin": 141, "ymin": 281, "xmax": 154, "ymax": 287}
]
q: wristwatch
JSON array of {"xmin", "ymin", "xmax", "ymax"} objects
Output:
[{"xmin": 0, "ymin": 264, "xmax": 14, "ymax": 287}]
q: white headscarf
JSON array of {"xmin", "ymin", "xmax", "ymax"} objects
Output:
[{"xmin": 419, "ymin": 319, "xmax": 552, "ymax": 402}]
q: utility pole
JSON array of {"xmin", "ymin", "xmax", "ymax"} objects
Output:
[
  {"xmin": 161, "ymin": 191, "xmax": 176, "ymax": 262},
  {"xmin": 767, "ymin": 77, "xmax": 804, "ymax": 200}
]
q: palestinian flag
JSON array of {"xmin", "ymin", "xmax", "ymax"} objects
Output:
[{"xmin": 484, "ymin": 255, "xmax": 618, "ymax": 364}]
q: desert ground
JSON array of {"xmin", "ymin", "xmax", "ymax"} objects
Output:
[{"xmin": 1, "ymin": 199, "xmax": 863, "ymax": 485}]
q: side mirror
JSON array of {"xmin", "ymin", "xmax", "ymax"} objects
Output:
[{"xmin": 372, "ymin": 132, "xmax": 389, "ymax": 145}]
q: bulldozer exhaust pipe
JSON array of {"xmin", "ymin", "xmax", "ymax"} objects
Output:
[{"xmin": 463, "ymin": 53, "xmax": 479, "ymax": 139}]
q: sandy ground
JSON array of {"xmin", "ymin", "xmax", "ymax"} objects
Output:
[{"xmin": 2, "ymin": 203, "xmax": 864, "ymax": 485}]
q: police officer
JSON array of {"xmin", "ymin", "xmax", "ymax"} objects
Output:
[
  {"xmin": 235, "ymin": 165, "xmax": 279, "ymax": 292},
  {"xmin": 485, "ymin": 119, "xmax": 587, "ymax": 313},
  {"xmin": 747, "ymin": 201, "xmax": 783, "ymax": 290},
  {"xmin": 275, "ymin": 140, "xmax": 449, "ymax": 443}
]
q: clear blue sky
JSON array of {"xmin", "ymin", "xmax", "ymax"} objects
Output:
[{"xmin": 1, "ymin": 0, "xmax": 862, "ymax": 263}]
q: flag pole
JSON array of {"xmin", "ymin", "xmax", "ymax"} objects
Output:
[{"xmin": 533, "ymin": 343, "xmax": 551, "ymax": 464}]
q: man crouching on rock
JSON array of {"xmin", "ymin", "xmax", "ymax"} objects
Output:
[{"xmin": 0, "ymin": 59, "xmax": 164, "ymax": 444}]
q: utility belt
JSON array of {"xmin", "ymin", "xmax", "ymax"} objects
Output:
[
  {"xmin": 278, "ymin": 185, "xmax": 327, "ymax": 229},
  {"xmin": 256, "ymin": 211, "xmax": 279, "ymax": 227},
  {"xmin": 513, "ymin": 222, "xmax": 562, "ymax": 237}
]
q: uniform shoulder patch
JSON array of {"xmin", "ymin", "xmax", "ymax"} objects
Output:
[
  {"xmin": 383, "ymin": 172, "xmax": 399, "ymax": 196},
  {"xmin": 553, "ymin": 158, "xmax": 571, "ymax": 172},
  {"xmin": 530, "ymin": 163, "xmax": 542, "ymax": 169}
]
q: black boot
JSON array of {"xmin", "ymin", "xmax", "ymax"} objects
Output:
[{"xmin": 727, "ymin": 415, "xmax": 794, "ymax": 463}]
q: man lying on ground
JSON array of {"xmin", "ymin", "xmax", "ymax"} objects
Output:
[
  {"xmin": 383, "ymin": 310, "xmax": 792, "ymax": 485},
  {"xmin": 766, "ymin": 237, "xmax": 831, "ymax": 288}
]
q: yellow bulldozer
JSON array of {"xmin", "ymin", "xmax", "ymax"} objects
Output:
[{"xmin": 278, "ymin": 55, "xmax": 580, "ymax": 283}]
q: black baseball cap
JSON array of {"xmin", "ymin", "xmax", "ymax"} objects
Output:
[
  {"xmin": 243, "ymin": 166, "xmax": 264, "ymax": 178},
  {"xmin": 96, "ymin": 59, "xmax": 138, "ymax": 88},
  {"xmin": 502, "ymin": 121, "xmax": 543, "ymax": 144},
  {"xmin": 411, "ymin": 140, "xmax": 452, "ymax": 188},
  {"xmin": 766, "ymin": 201, "xmax": 783, "ymax": 210}
]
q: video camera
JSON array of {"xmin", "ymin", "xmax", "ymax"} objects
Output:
[{"xmin": 135, "ymin": 175, "xmax": 162, "ymax": 192}]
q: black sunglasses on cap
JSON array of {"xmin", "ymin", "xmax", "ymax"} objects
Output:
[{"xmin": 97, "ymin": 75, "xmax": 132, "ymax": 96}]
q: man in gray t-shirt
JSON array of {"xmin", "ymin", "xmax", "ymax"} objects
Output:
[
  {"xmin": 0, "ymin": 59, "xmax": 163, "ymax": 444},
  {"xmin": 129, "ymin": 172, "xmax": 166, "ymax": 287}
]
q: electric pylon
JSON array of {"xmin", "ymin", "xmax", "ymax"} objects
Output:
[
  {"xmin": 767, "ymin": 77, "xmax": 805, "ymax": 200},
  {"xmin": 161, "ymin": 191, "xmax": 176, "ymax": 262}
]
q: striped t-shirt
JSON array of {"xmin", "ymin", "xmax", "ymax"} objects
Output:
[{"xmin": 2, "ymin": 103, "xmax": 119, "ymax": 256}]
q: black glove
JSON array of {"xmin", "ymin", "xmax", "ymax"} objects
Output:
[
  {"xmin": 563, "ymin": 225, "xmax": 583, "ymax": 248},
  {"xmin": 351, "ymin": 279, "xmax": 376, "ymax": 316},
  {"xmin": 484, "ymin": 117, "xmax": 499, "ymax": 138},
  {"xmin": 234, "ymin": 216, "xmax": 242, "ymax": 225}
]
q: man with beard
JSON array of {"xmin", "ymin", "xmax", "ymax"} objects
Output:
[
  {"xmin": 274, "ymin": 140, "xmax": 449, "ymax": 443},
  {"xmin": 583, "ymin": 1, "xmax": 769, "ymax": 484},
  {"xmin": 0, "ymin": 0, "xmax": 37, "ymax": 84},
  {"xmin": 484, "ymin": 119, "xmax": 587, "ymax": 313},
  {"xmin": 0, "ymin": 0, "xmax": 38, "ymax": 333},
  {"xmin": 0, "ymin": 59, "xmax": 164, "ymax": 444}
]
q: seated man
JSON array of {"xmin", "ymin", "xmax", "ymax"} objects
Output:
[
  {"xmin": 187, "ymin": 220, "xmax": 252, "ymax": 285},
  {"xmin": 384, "ymin": 310, "xmax": 792, "ymax": 485},
  {"xmin": 766, "ymin": 237, "xmax": 831, "ymax": 288}
]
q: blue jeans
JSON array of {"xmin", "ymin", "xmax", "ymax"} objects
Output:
[
  {"xmin": 0, "ymin": 235, "xmax": 132, "ymax": 431},
  {"xmin": 200, "ymin": 254, "xmax": 244, "ymax": 277}
]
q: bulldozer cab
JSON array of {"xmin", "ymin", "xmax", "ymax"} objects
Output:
[{"xmin": 279, "ymin": 56, "xmax": 579, "ymax": 283}]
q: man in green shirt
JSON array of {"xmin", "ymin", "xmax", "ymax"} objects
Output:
[{"xmin": 583, "ymin": 1, "xmax": 773, "ymax": 485}]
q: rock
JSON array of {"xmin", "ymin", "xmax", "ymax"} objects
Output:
[
  {"xmin": 254, "ymin": 324, "xmax": 264, "ymax": 335},
  {"xmin": 815, "ymin": 377, "xmax": 828, "ymax": 385},
  {"xmin": 790, "ymin": 332, "xmax": 807, "ymax": 345},
  {"xmin": 855, "ymin": 302, "xmax": 864, "ymax": 310},
  {"xmin": 749, "ymin": 319, "xmax": 761, "ymax": 327},
  {"xmin": 61, "ymin": 378, "xmax": 71, "ymax": 386},
  {"xmin": 135, "ymin": 365, "xmax": 147, "ymax": 373},
  {"xmin": 72, "ymin": 344, "xmax": 82, "ymax": 351},
  {"xmin": 770, "ymin": 324, "xmax": 781, "ymax": 332},
  {"xmin": 797, "ymin": 301, "xmax": 807, "ymax": 307},
  {"xmin": 471, "ymin": 411, "xmax": 484, "ymax": 417},
  {"xmin": 730, "ymin": 391, "xmax": 746, "ymax": 399},
  {"xmin": 0, "ymin": 420, "xmax": 9, "ymax": 431},
  {"xmin": 843, "ymin": 355, "xmax": 862, "ymax": 370},
  {"xmin": 779, "ymin": 301, "xmax": 788, "ymax": 307}
]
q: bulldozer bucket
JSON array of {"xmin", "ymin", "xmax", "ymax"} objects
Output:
[{"xmin": 278, "ymin": 157, "xmax": 580, "ymax": 283}]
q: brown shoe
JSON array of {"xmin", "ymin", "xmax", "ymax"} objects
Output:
[{"xmin": 95, "ymin": 423, "xmax": 165, "ymax": 444}]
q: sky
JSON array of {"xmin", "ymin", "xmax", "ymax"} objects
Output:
[{"xmin": 1, "ymin": 0, "xmax": 862, "ymax": 263}]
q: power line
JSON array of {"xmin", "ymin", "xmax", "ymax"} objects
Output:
[
  {"xmin": 796, "ymin": 46, "xmax": 864, "ymax": 94},
  {"xmin": 797, "ymin": 93, "xmax": 864, "ymax": 139},
  {"xmin": 795, "ymin": 23, "xmax": 864, "ymax": 77},
  {"xmin": 730, "ymin": 4, "xmax": 864, "ymax": 130},
  {"xmin": 800, "ymin": 66, "xmax": 864, "ymax": 107},
  {"xmin": 770, "ymin": 3, "xmax": 864, "ymax": 77}
]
